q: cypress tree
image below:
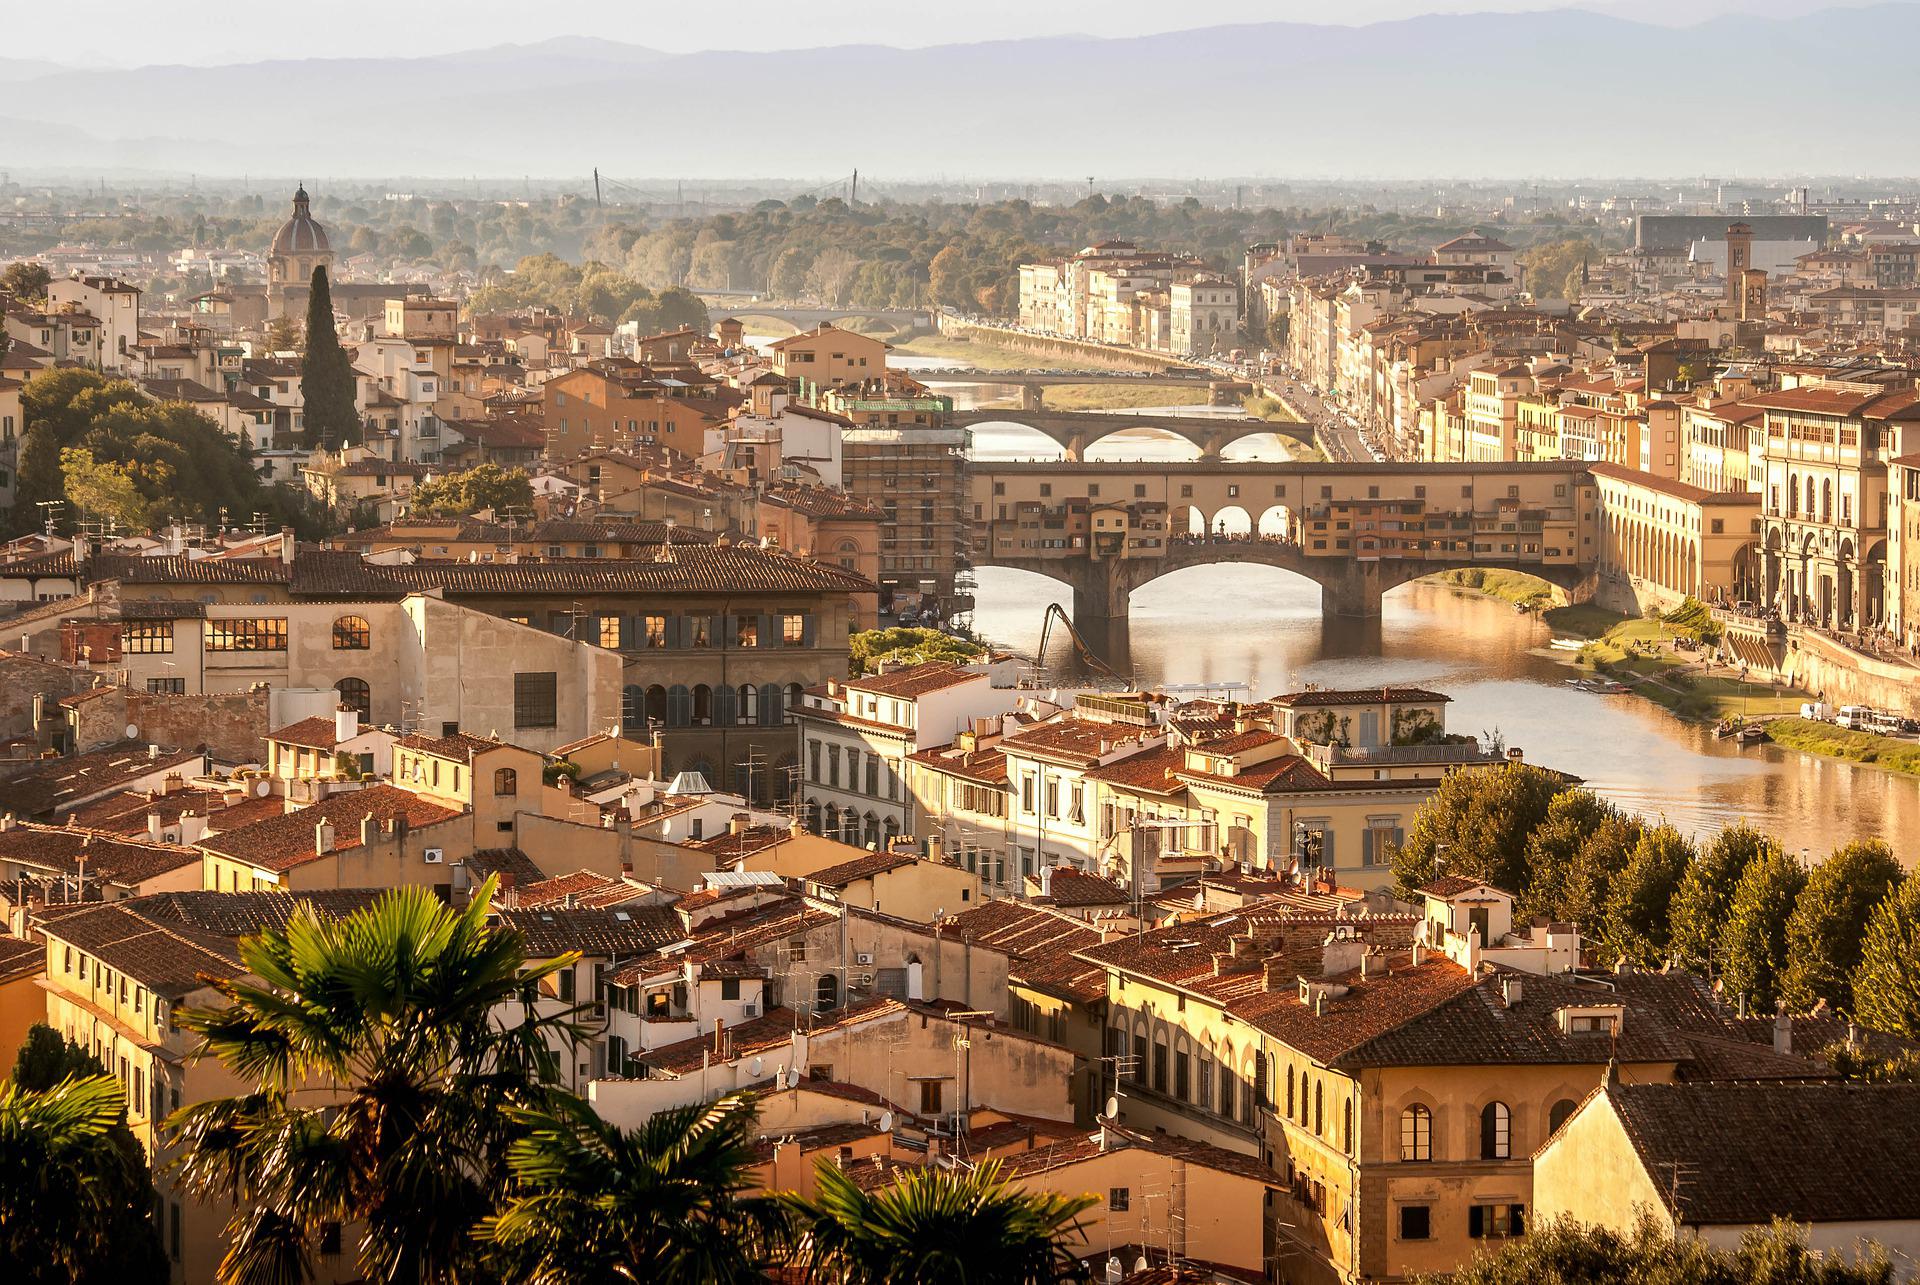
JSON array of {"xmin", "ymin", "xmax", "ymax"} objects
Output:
[{"xmin": 301, "ymin": 266, "xmax": 361, "ymax": 449}]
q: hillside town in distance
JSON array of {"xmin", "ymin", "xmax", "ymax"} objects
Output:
[{"xmin": 7, "ymin": 154, "xmax": 1920, "ymax": 1285}]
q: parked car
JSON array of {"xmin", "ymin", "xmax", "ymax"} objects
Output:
[
  {"xmin": 1868, "ymin": 711, "xmax": 1907, "ymax": 736},
  {"xmin": 1836, "ymin": 705, "xmax": 1877, "ymax": 731}
]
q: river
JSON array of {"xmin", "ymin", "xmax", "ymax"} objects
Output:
[{"xmin": 916, "ymin": 369, "xmax": 1918, "ymax": 857}]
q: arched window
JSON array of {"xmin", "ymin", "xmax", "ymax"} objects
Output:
[
  {"xmin": 1253, "ymin": 1054, "xmax": 1270, "ymax": 1110},
  {"xmin": 493, "ymin": 767, "xmax": 517, "ymax": 796},
  {"xmin": 1400, "ymin": 1104, "xmax": 1432, "ymax": 1161},
  {"xmin": 332, "ymin": 615, "xmax": 370, "ymax": 650},
  {"xmin": 1480, "ymin": 1101, "xmax": 1511, "ymax": 1159},
  {"xmin": 666, "ymin": 685, "xmax": 692, "ymax": 728},
  {"xmin": 1285, "ymin": 1065, "xmax": 1295, "ymax": 1118},
  {"xmin": 1342, "ymin": 1099, "xmax": 1353, "ymax": 1152},
  {"xmin": 691, "ymin": 684, "xmax": 712, "ymax": 726},
  {"xmin": 712, "ymin": 684, "xmax": 739, "ymax": 727},
  {"xmin": 644, "ymin": 685, "xmax": 667, "ymax": 726},
  {"xmin": 815, "ymin": 973, "xmax": 839, "ymax": 1012},
  {"xmin": 1314, "ymin": 1079, "xmax": 1324, "ymax": 1136},
  {"xmin": 863, "ymin": 812, "xmax": 881, "ymax": 850},
  {"xmin": 334, "ymin": 677, "xmax": 370, "ymax": 718},
  {"xmin": 1548, "ymin": 1098, "xmax": 1579, "ymax": 1135},
  {"xmin": 740, "ymin": 684, "xmax": 759, "ymax": 725},
  {"xmin": 759, "ymin": 682, "xmax": 785, "ymax": 727},
  {"xmin": 621, "ymin": 685, "xmax": 645, "ymax": 734}
]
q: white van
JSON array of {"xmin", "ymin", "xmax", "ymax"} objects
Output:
[
  {"xmin": 1800, "ymin": 701, "xmax": 1833, "ymax": 722},
  {"xmin": 1868, "ymin": 711, "xmax": 1907, "ymax": 736},
  {"xmin": 1836, "ymin": 706, "xmax": 1876, "ymax": 731}
]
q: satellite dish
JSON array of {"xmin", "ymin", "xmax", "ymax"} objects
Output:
[
  {"xmin": 878, "ymin": 1110, "xmax": 894, "ymax": 1133},
  {"xmin": 786, "ymin": 1066, "xmax": 801, "ymax": 1089},
  {"xmin": 124, "ymin": 723, "xmax": 140, "ymax": 740},
  {"xmin": 747, "ymin": 1057, "xmax": 764, "ymax": 1077},
  {"xmin": 1104, "ymin": 1095, "xmax": 1119, "ymax": 1120},
  {"xmin": 254, "ymin": 780, "xmax": 271, "ymax": 797}
]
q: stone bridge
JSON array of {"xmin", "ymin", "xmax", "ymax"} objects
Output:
[
  {"xmin": 951, "ymin": 410, "xmax": 1313, "ymax": 459},
  {"xmin": 707, "ymin": 303, "xmax": 937, "ymax": 331},
  {"xmin": 968, "ymin": 458, "xmax": 1603, "ymax": 658}
]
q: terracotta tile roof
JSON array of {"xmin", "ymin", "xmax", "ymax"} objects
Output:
[
  {"xmin": 395, "ymin": 731, "xmax": 509, "ymax": 761},
  {"xmin": 195, "ymin": 784, "xmax": 461, "ymax": 872},
  {"xmin": 1000, "ymin": 716, "xmax": 1163, "ymax": 769},
  {"xmin": 843, "ymin": 662, "xmax": 981, "ymax": 699},
  {"xmin": 635, "ymin": 997, "xmax": 906, "ymax": 1075},
  {"xmin": 1417, "ymin": 875, "xmax": 1491, "ymax": 899},
  {"xmin": 494, "ymin": 905, "xmax": 681, "ymax": 958},
  {"xmin": 284, "ymin": 546, "xmax": 874, "ymax": 598},
  {"xmin": 0, "ymin": 823, "xmax": 200, "ymax": 886},
  {"xmin": 0, "ymin": 933, "xmax": 44, "ymax": 983},
  {"xmin": 513, "ymin": 869, "xmax": 624, "ymax": 907},
  {"xmin": 995, "ymin": 1123, "xmax": 1281, "ymax": 1187},
  {"xmin": 1175, "ymin": 755, "xmax": 1333, "ymax": 795},
  {"xmin": 908, "ymin": 744, "xmax": 1009, "ymax": 786},
  {"xmin": 684, "ymin": 825, "xmax": 800, "ymax": 863},
  {"xmin": 60, "ymin": 787, "xmax": 231, "ymax": 837},
  {"xmin": 1031, "ymin": 869, "xmax": 1129, "ymax": 907},
  {"xmin": 464, "ymin": 846, "xmax": 546, "ymax": 886},
  {"xmin": 1602, "ymin": 1082, "xmax": 1920, "ymax": 1224},
  {"xmin": 804, "ymin": 851, "xmax": 918, "ymax": 888},
  {"xmin": 1744, "ymin": 384, "xmax": 1920, "ymax": 419},
  {"xmin": 1081, "ymin": 745, "xmax": 1187, "ymax": 795},
  {"xmin": 947, "ymin": 901, "xmax": 1106, "ymax": 1003},
  {"xmin": 269, "ymin": 716, "xmax": 347, "ymax": 750},
  {"xmin": 0, "ymin": 743, "xmax": 207, "ymax": 818},
  {"xmin": 610, "ymin": 897, "xmax": 835, "ymax": 981}
]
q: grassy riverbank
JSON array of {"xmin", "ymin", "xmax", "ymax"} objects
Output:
[
  {"xmin": 1763, "ymin": 717, "xmax": 1920, "ymax": 776},
  {"xmin": 1431, "ymin": 575, "xmax": 1804, "ymax": 722}
]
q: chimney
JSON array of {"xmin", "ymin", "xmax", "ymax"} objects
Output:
[
  {"xmin": 1211, "ymin": 952, "xmax": 1234, "ymax": 977},
  {"xmin": 1263, "ymin": 956, "xmax": 1293, "ymax": 992},
  {"xmin": 147, "ymin": 743, "xmax": 160, "ymax": 760},
  {"xmin": 360, "ymin": 813, "xmax": 378, "ymax": 848},
  {"xmin": 1773, "ymin": 1005, "xmax": 1792, "ymax": 1057},
  {"xmin": 0, "ymin": 813, "xmax": 13, "ymax": 834},
  {"xmin": 1039, "ymin": 864, "xmax": 1054, "ymax": 898},
  {"xmin": 335, "ymin": 704, "xmax": 360, "ymax": 743},
  {"xmin": 146, "ymin": 812, "xmax": 163, "ymax": 842},
  {"xmin": 162, "ymin": 772, "xmax": 184, "ymax": 796},
  {"xmin": 1500, "ymin": 974, "xmax": 1523, "ymax": 1008},
  {"xmin": 712, "ymin": 1017, "xmax": 726, "ymax": 1056},
  {"xmin": 178, "ymin": 811, "xmax": 206, "ymax": 846},
  {"xmin": 315, "ymin": 819, "xmax": 335, "ymax": 855},
  {"xmin": 1411, "ymin": 941, "xmax": 1426, "ymax": 965},
  {"xmin": 729, "ymin": 813, "xmax": 748, "ymax": 836}
]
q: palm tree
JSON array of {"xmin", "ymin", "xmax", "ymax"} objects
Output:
[
  {"xmin": 479, "ymin": 1090, "xmax": 788, "ymax": 1284},
  {"xmin": 0, "ymin": 1073, "xmax": 151, "ymax": 1285},
  {"xmin": 167, "ymin": 877, "xmax": 580, "ymax": 1285},
  {"xmin": 785, "ymin": 1157, "xmax": 1098, "ymax": 1285}
]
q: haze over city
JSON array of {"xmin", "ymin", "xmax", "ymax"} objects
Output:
[{"xmin": 4, "ymin": 4, "xmax": 1920, "ymax": 1285}]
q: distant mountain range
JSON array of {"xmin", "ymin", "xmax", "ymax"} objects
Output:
[{"xmin": 0, "ymin": 7, "xmax": 1913, "ymax": 179}]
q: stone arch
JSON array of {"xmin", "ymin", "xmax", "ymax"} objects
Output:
[
  {"xmin": 1257, "ymin": 504, "xmax": 1293, "ymax": 538},
  {"xmin": 1211, "ymin": 505, "xmax": 1252, "ymax": 536}
]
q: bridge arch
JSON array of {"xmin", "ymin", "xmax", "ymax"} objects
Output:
[
  {"xmin": 1211, "ymin": 505, "xmax": 1253, "ymax": 536},
  {"xmin": 1258, "ymin": 504, "xmax": 1293, "ymax": 537}
]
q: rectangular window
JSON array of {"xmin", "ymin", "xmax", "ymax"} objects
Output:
[
  {"xmin": 513, "ymin": 672, "xmax": 558, "ymax": 728},
  {"xmin": 1109, "ymin": 1187, "xmax": 1131, "ymax": 1212},
  {"xmin": 1469, "ymin": 1204, "xmax": 1525, "ymax": 1239},
  {"xmin": 1399, "ymin": 1205, "xmax": 1431, "ymax": 1241},
  {"xmin": 122, "ymin": 621, "xmax": 173, "ymax": 654},
  {"xmin": 720, "ymin": 978, "xmax": 741, "ymax": 1001},
  {"xmin": 782, "ymin": 614, "xmax": 805, "ymax": 646},
  {"xmin": 736, "ymin": 617, "xmax": 759, "ymax": 648},
  {"xmin": 598, "ymin": 616, "xmax": 621, "ymax": 649},
  {"xmin": 147, "ymin": 678, "xmax": 185, "ymax": 695},
  {"xmin": 643, "ymin": 615, "xmax": 667, "ymax": 647},
  {"xmin": 205, "ymin": 618, "xmax": 287, "ymax": 651}
]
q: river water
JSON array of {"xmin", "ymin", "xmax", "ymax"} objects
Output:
[{"xmin": 911, "ymin": 368, "xmax": 1918, "ymax": 857}]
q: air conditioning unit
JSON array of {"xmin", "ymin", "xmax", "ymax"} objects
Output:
[
  {"xmin": 742, "ymin": 1003, "xmax": 758, "ymax": 1018},
  {"xmin": 855, "ymin": 952, "xmax": 874, "ymax": 965},
  {"xmin": 423, "ymin": 848, "xmax": 444, "ymax": 864}
]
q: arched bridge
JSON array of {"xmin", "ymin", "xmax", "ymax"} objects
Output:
[
  {"xmin": 707, "ymin": 303, "xmax": 937, "ymax": 331},
  {"xmin": 952, "ymin": 410, "xmax": 1312, "ymax": 459},
  {"xmin": 969, "ymin": 458, "xmax": 1603, "ymax": 657}
]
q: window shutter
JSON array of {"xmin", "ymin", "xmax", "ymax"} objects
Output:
[
  {"xmin": 801, "ymin": 613, "xmax": 817, "ymax": 647},
  {"xmin": 618, "ymin": 615, "xmax": 636, "ymax": 650},
  {"xmin": 719, "ymin": 614, "xmax": 736, "ymax": 648},
  {"xmin": 759, "ymin": 613, "xmax": 777, "ymax": 648}
]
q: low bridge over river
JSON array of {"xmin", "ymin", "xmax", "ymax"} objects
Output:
[
  {"xmin": 969, "ymin": 458, "xmax": 1601, "ymax": 656},
  {"xmin": 951, "ymin": 410, "xmax": 1313, "ymax": 459}
]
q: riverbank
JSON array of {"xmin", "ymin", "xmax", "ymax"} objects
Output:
[
  {"xmin": 1764, "ymin": 716, "xmax": 1920, "ymax": 777},
  {"xmin": 1433, "ymin": 573, "xmax": 1804, "ymax": 722}
]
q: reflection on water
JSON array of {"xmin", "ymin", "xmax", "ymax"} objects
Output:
[{"xmin": 970, "ymin": 565, "xmax": 1919, "ymax": 856}]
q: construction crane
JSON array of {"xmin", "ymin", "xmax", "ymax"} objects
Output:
[{"xmin": 1035, "ymin": 603, "xmax": 1124, "ymax": 681}]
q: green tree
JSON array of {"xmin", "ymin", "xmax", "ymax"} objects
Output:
[
  {"xmin": 784, "ymin": 1158, "xmax": 1096, "ymax": 1285},
  {"xmin": 408, "ymin": 462, "xmax": 535, "ymax": 518},
  {"xmin": 1670, "ymin": 823, "xmax": 1779, "ymax": 974},
  {"xmin": 166, "ymin": 879, "xmax": 579, "ymax": 1285},
  {"xmin": 1721, "ymin": 851, "xmax": 1809, "ymax": 1012},
  {"xmin": 848, "ymin": 626, "xmax": 987, "ymax": 676},
  {"xmin": 0, "ymin": 1070, "xmax": 166, "ymax": 1285},
  {"xmin": 1599, "ymin": 822, "xmax": 1693, "ymax": 966},
  {"xmin": 301, "ymin": 266, "xmax": 361, "ymax": 448},
  {"xmin": 1519, "ymin": 789, "xmax": 1618, "ymax": 920},
  {"xmin": 1390, "ymin": 763, "xmax": 1571, "ymax": 899},
  {"xmin": 1559, "ymin": 812, "xmax": 1642, "ymax": 937},
  {"xmin": 0, "ymin": 260, "xmax": 52, "ymax": 301},
  {"xmin": 1782, "ymin": 840, "xmax": 1902, "ymax": 1014},
  {"xmin": 1852, "ymin": 875, "xmax": 1920, "ymax": 1038},
  {"xmin": 479, "ymin": 1091, "xmax": 788, "ymax": 1283},
  {"xmin": 1434, "ymin": 1214, "xmax": 1890, "ymax": 1284},
  {"xmin": 1516, "ymin": 238, "xmax": 1600, "ymax": 302},
  {"xmin": 13, "ymin": 367, "xmax": 146, "ymax": 531},
  {"xmin": 7, "ymin": 1025, "xmax": 167, "ymax": 1285},
  {"xmin": 61, "ymin": 446, "xmax": 160, "ymax": 530}
]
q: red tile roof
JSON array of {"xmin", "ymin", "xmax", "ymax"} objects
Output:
[{"xmin": 195, "ymin": 784, "xmax": 461, "ymax": 872}]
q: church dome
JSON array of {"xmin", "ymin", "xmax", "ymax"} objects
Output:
[{"xmin": 270, "ymin": 185, "xmax": 330, "ymax": 257}]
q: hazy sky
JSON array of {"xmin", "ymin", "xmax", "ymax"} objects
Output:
[{"xmin": 9, "ymin": 0, "xmax": 1872, "ymax": 65}]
